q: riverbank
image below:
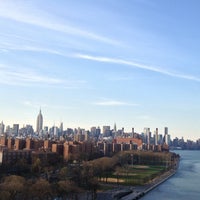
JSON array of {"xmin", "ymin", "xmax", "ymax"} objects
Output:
[
  {"xmin": 121, "ymin": 169, "xmax": 177, "ymax": 200},
  {"xmin": 96, "ymin": 169, "xmax": 177, "ymax": 200}
]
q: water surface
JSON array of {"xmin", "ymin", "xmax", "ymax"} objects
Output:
[{"xmin": 141, "ymin": 150, "xmax": 200, "ymax": 200}]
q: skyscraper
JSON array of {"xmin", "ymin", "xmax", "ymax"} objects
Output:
[
  {"xmin": 103, "ymin": 126, "xmax": 111, "ymax": 137},
  {"xmin": 114, "ymin": 123, "xmax": 117, "ymax": 133},
  {"xmin": 36, "ymin": 109, "xmax": 43, "ymax": 133},
  {"xmin": 155, "ymin": 128, "xmax": 158, "ymax": 145},
  {"xmin": 164, "ymin": 127, "xmax": 168, "ymax": 145},
  {"xmin": 143, "ymin": 127, "xmax": 151, "ymax": 144},
  {"xmin": 0, "ymin": 121, "xmax": 5, "ymax": 135},
  {"xmin": 13, "ymin": 124, "xmax": 19, "ymax": 136},
  {"xmin": 60, "ymin": 122, "xmax": 63, "ymax": 136}
]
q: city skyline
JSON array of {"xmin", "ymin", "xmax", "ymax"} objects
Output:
[
  {"xmin": 1, "ymin": 1, "xmax": 200, "ymax": 140},
  {"xmin": 0, "ymin": 109, "xmax": 181, "ymax": 143}
]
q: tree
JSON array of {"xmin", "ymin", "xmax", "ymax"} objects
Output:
[
  {"xmin": 87, "ymin": 177, "xmax": 99, "ymax": 200},
  {"xmin": 0, "ymin": 175, "xmax": 25, "ymax": 200},
  {"xmin": 31, "ymin": 158, "xmax": 42, "ymax": 174},
  {"xmin": 56, "ymin": 180, "xmax": 82, "ymax": 200},
  {"xmin": 0, "ymin": 191, "xmax": 10, "ymax": 200},
  {"xmin": 81, "ymin": 162, "xmax": 100, "ymax": 199},
  {"xmin": 90, "ymin": 157, "xmax": 117, "ymax": 182},
  {"xmin": 59, "ymin": 166, "xmax": 69, "ymax": 180},
  {"xmin": 30, "ymin": 179, "xmax": 52, "ymax": 200}
]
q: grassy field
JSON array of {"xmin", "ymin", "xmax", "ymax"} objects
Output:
[{"xmin": 100, "ymin": 165, "xmax": 166, "ymax": 186}]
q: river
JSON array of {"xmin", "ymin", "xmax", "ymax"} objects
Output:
[{"xmin": 141, "ymin": 150, "xmax": 200, "ymax": 200}]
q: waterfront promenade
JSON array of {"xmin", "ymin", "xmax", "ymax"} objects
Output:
[{"xmin": 96, "ymin": 169, "xmax": 177, "ymax": 200}]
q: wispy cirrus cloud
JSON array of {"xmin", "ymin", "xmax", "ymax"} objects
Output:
[
  {"xmin": 137, "ymin": 115, "xmax": 153, "ymax": 120},
  {"xmin": 93, "ymin": 99, "xmax": 139, "ymax": 106},
  {"xmin": 23, "ymin": 101, "xmax": 46, "ymax": 109},
  {"xmin": 106, "ymin": 76, "xmax": 133, "ymax": 81},
  {"xmin": 0, "ymin": 33, "xmax": 66, "ymax": 55},
  {"xmin": 0, "ymin": 64, "xmax": 86, "ymax": 89},
  {"xmin": 0, "ymin": 1, "xmax": 119, "ymax": 46},
  {"xmin": 0, "ymin": 43, "xmax": 61, "ymax": 55},
  {"xmin": 0, "ymin": 65, "xmax": 60, "ymax": 85},
  {"xmin": 23, "ymin": 100, "xmax": 77, "ymax": 110},
  {"xmin": 73, "ymin": 53, "xmax": 200, "ymax": 82}
]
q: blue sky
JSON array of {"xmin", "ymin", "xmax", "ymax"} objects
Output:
[{"xmin": 0, "ymin": 0, "xmax": 200, "ymax": 140}]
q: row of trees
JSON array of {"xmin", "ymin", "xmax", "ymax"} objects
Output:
[
  {"xmin": 84, "ymin": 150, "xmax": 179, "ymax": 182},
  {"xmin": 0, "ymin": 150, "xmax": 179, "ymax": 200},
  {"xmin": 0, "ymin": 161, "xmax": 100, "ymax": 199},
  {"xmin": 0, "ymin": 175, "xmax": 83, "ymax": 200}
]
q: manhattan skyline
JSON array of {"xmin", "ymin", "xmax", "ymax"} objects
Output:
[{"xmin": 0, "ymin": 0, "xmax": 200, "ymax": 140}]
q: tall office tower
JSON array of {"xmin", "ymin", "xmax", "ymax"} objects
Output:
[
  {"xmin": 155, "ymin": 128, "xmax": 159, "ymax": 145},
  {"xmin": 44, "ymin": 126, "xmax": 48, "ymax": 137},
  {"xmin": 60, "ymin": 122, "xmax": 63, "ymax": 131},
  {"xmin": 114, "ymin": 123, "xmax": 117, "ymax": 133},
  {"xmin": 113, "ymin": 123, "xmax": 117, "ymax": 138},
  {"xmin": 131, "ymin": 128, "xmax": 134, "ymax": 138},
  {"xmin": 96, "ymin": 126, "xmax": 101, "ymax": 138},
  {"xmin": 53, "ymin": 126, "xmax": 58, "ymax": 137},
  {"xmin": 122, "ymin": 127, "xmax": 124, "ymax": 135},
  {"xmin": 158, "ymin": 134, "xmax": 163, "ymax": 144},
  {"xmin": 59, "ymin": 122, "xmax": 63, "ymax": 136},
  {"xmin": 103, "ymin": 126, "xmax": 111, "ymax": 137},
  {"xmin": 13, "ymin": 124, "xmax": 19, "ymax": 136},
  {"xmin": 6, "ymin": 125, "xmax": 11, "ymax": 136},
  {"xmin": 91, "ymin": 127, "xmax": 97, "ymax": 137},
  {"xmin": 0, "ymin": 121, "xmax": 5, "ymax": 135},
  {"xmin": 164, "ymin": 127, "xmax": 168, "ymax": 145},
  {"xmin": 143, "ymin": 127, "xmax": 151, "ymax": 144},
  {"xmin": 25, "ymin": 125, "xmax": 34, "ymax": 136},
  {"xmin": 36, "ymin": 109, "xmax": 43, "ymax": 133}
]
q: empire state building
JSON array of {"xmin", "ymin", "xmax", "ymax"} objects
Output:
[{"xmin": 36, "ymin": 109, "xmax": 43, "ymax": 133}]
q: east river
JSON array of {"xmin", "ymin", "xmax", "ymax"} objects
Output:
[{"xmin": 141, "ymin": 150, "xmax": 200, "ymax": 200}]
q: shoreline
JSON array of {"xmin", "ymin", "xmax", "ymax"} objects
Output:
[
  {"xmin": 96, "ymin": 169, "xmax": 178, "ymax": 200},
  {"xmin": 120, "ymin": 169, "xmax": 177, "ymax": 200}
]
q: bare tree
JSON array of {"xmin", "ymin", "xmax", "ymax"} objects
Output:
[
  {"xmin": 0, "ymin": 175, "xmax": 25, "ymax": 200},
  {"xmin": 30, "ymin": 178, "xmax": 52, "ymax": 200}
]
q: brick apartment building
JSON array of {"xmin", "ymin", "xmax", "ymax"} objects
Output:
[{"xmin": 0, "ymin": 148, "xmax": 32, "ymax": 165}]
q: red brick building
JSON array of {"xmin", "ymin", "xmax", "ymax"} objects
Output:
[{"xmin": 114, "ymin": 137, "xmax": 143, "ymax": 149}]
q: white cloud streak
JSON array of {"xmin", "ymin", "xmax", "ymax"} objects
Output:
[
  {"xmin": 0, "ymin": 64, "xmax": 86, "ymax": 89},
  {"xmin": 0, "ymin": 66, "xmax": 60, "ymax": 85},
  {"xmin": 93, "ymin": 100, "xmax": 139, "ymax": 106},
  {"xmin": 74, "ymin": 53, "xmax": 200, "ymax": 82},
  {"xmin": 0, "ymin": 1, "xmax": 119, "ymax": 46},
  {"xmin": 23, "ymin": 100, "xmax": 77, "ymax": 110},
  {"xmin": 3, "ymin": 38, "xmax": 199, "ymax": 84}
]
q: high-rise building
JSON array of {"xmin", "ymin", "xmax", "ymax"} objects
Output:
[
  {"xmin": 53, "ymin": 126, "xmax": 59, "ymax": 137},
  {"xmin": 130, "ymin": 127, "xmax": 134, "ymax": 138},
  {"xmin": 44, "ymin": 126, "xmax": 49, "ymax": 137},
  {"xmin": 59, "ymin": 122, "xmax": 63, "ymax": 137},
  {"xmin": 164, "ymin": 127, "xmax": 168, "ymax": 145},
  {"xmin": 112, "ymin": 123, "xmax": 117, "ymax": 138},
  {"xmin": 155, "ymin": 128, "xmax": 158, "ymax": 145},
  {"xmin": 143, "ymin": 127, "xmax": 151, "ymax": 144},
  {"xmin": 0, "ymin": 121, "xmax": 5, "ymax": 135},
  {"xmin": 36, "ymin": 109, "xmax": 43, "ymax": 133},
  {"xmin": 13, "ymin": 124, "xmax": 19, "ymax": 136},
  {"xmin": 96, "ymin": 126, "xmax": 101, "ymax": 138},
  {"xmin": 114, "ymin": 123, "xmax": 117, "ymax": 133},
  {"xmin": 5, "ymin": 125, "xmax": 11, "ymax": 136},
  {"xmin": 91, "ymin": 127, "xmax": 97, "ymax": 137},
  {"xmin": 103, "ymin": 126, "xmax": 111, "ymax": 137}
]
